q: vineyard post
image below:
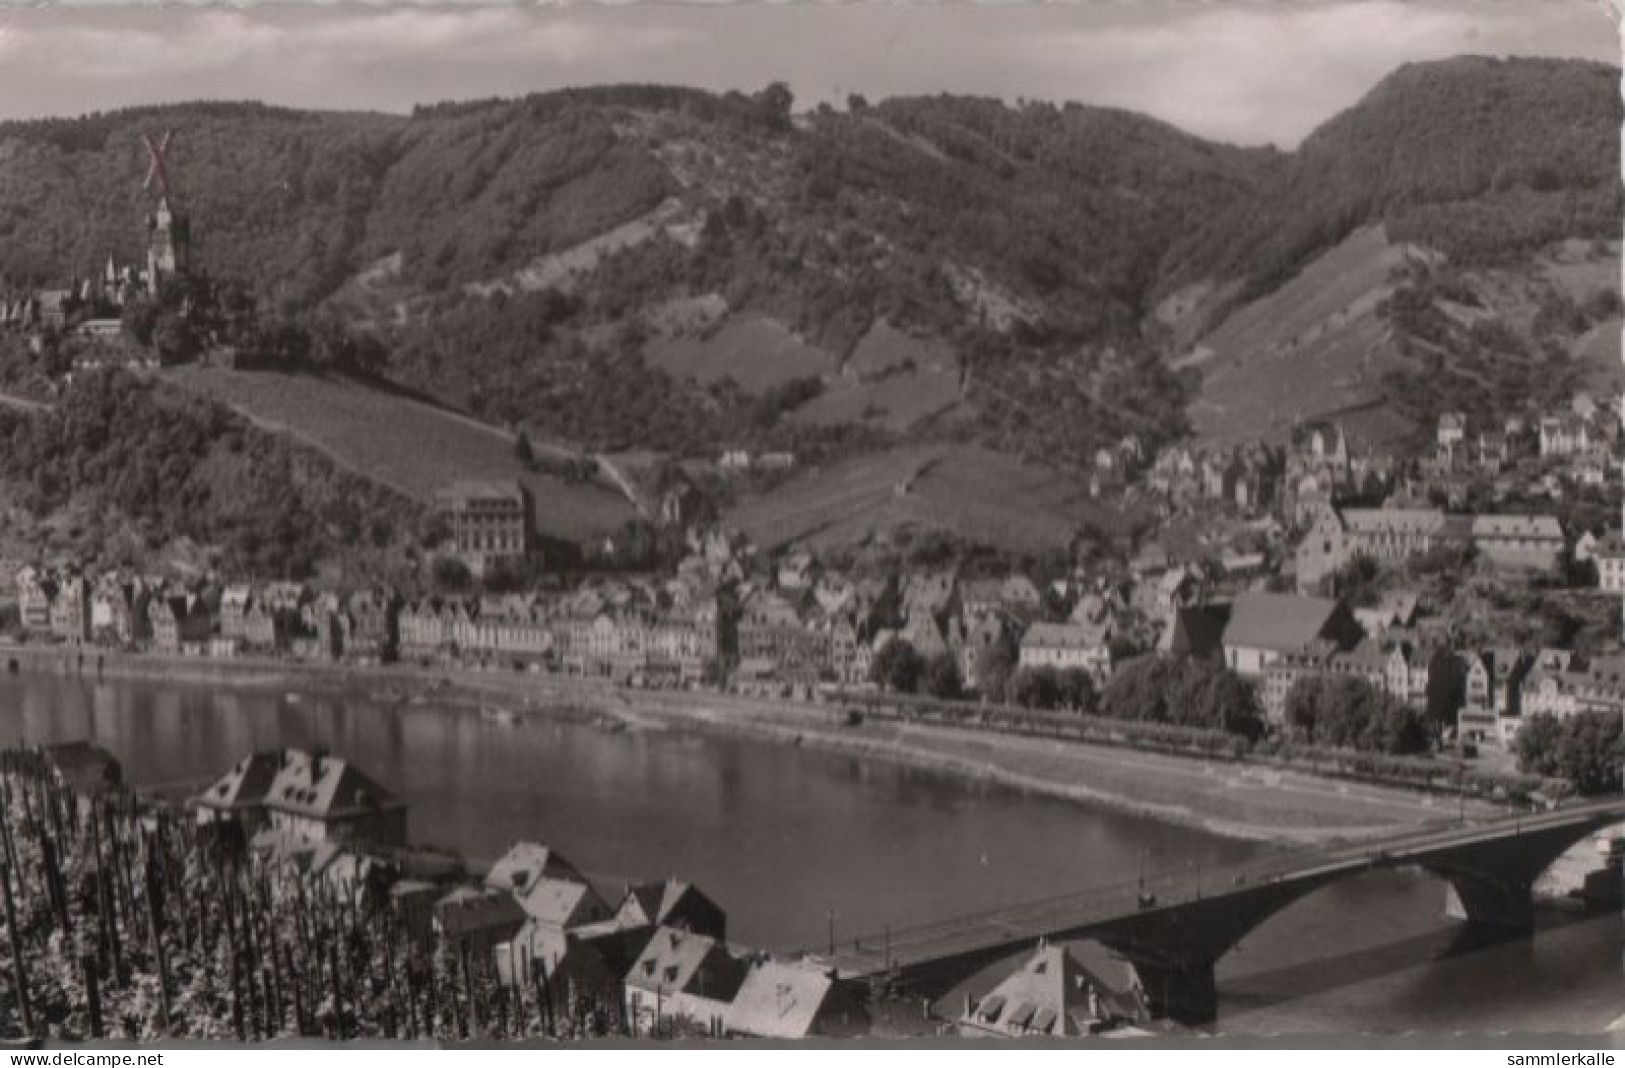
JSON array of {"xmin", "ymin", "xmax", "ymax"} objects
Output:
[
  {"xmin": 0, "ymin": 847, "xmax": 35, "ymax": 1035},
  {"xmin": 80, "ymin": 953, "xmax": 104, "ymax": 1039}
]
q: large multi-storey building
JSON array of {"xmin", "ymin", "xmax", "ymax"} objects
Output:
[{"xmin": 434, "ymin": 480, "xmax": 534, "ymax": 578}]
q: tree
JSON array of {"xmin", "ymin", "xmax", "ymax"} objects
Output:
[
  {"xmin": 972, "ymin": 629, "xmax": 1019, "ymax": 702},
  {"xmin": 151, "ymin": 311, "xmax": 202, "ymax": 365},
  {"xmin": 1331, "ymin": 552, "xmax": 1382, "ymax": 606},
  {"xmin": 1183, "ymin": 666, "xmax": 1265, "ymax": 741},
  {"xmin": 1364, "ymin": 701, "xmax": 1430, "ymax": 756},
  {"xmin": 431, "ymin": 555, "xmax": 472, "ymax": 592},
  {"xmin": 870, "ymin": 639, "xmax": 922, "ymax": 694},
  {"xmin": 1555, "ymin": 712, "xmax": 1623, "ymax": 795},
  {"xmin": 755, "ymin": 82, "xmax": 795, "ymax": 131},
  {"xmin": 922, "ymin": 653, "xmax": 964, "ymax": 700},
  {"xmin": 1513, "ymin": 712, "xmax": 1564, "ymax": 777},
  {"xmin": 1009, "ymin": 666, "xmax": 1061, "ymax": 711},
  {"xmin": 1287, "ymin": 675, "xmax": 1429, "ymax": 755},
  {"xmin": 1425, "ymin": 650, "xmax": 1467, "ymax": 738},
  {"xmin": 1055, "ymin": 668, "xmax": 1097, "ymax": 714},
  {"xmin": 1100, "ymin": 656, "xmax": 1171, "ymax": 723}
]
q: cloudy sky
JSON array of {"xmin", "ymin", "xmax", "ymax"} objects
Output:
[{"xmin": 0, "ymin": 1, "xmax": 1615, "ymax": 147}]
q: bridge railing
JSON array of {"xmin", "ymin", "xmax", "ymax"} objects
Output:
[
  {"xmin": 801, "ymin": 802, "xmax": 1625, "ymax": 971},
  {"xmin": 801, "ymin": 847, "xmax": 1365, "ymax": 969}
]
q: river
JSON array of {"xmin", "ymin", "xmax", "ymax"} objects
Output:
[{"xmin": 2, "ymin": 672, "xmax": 1619, "ymax": 1035}]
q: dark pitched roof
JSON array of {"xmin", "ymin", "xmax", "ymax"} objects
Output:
[
  {"xmin": 1160, "ymin": 604, "xmax": 1231, "ymax": 659},
  {"xmin": 1222, "ymin": 593, "xmax": 1349, "ymax": 654}
]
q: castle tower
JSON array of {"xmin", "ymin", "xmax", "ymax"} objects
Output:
[
  {"xmin": 141, "ymin": 131, "xmax": 190, "ymax": 297},
  {"xmin": 145, "ymin": 196, "xmax": 190, "ymax": 296}
]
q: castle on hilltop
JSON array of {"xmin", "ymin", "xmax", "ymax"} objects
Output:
[{"xmin": 1, "ymin": 130, "xmax": 193, "ymax": 334}]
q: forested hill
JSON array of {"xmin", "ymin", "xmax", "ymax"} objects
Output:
[
  {"xmin": 1162, "ymin": 55, "xmax": 1621, "ymax": 312},
  {"xmin": 0, "ymin": 86, "xmax": 1270, "ymax": 336},
  {"xmin": 0, "ymin": 56, "xmax": 1617, "ymax": 470}
]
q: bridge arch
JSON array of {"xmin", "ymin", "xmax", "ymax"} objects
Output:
[{"xmin": 855, "ymin": 810, "xmax": 1621, "ymax": 1028}]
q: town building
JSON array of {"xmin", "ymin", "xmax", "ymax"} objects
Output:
[
  {"xmin": 494, "ymin": 922, "xmax": 624, "ymax": 1003},
  {"xmin": 434, "ymin": 885, "xmax": 529, "ymax": 958},
  {"xmin": 1539, "ymin": 416, "xmax": 1592, "ymax": 459},
  {"xmin": 611, "ymin": 880, "xmax": 728, "ymax": 942},
  {"xmin": 41, "ymin": 741, "xmax": 124, "ymax": 799},
  {"xmin": 1220, "ymin": 592, "xmax": 1362, "ymax": 680},
  {"xmin": 49, "ymin": 573, "xmax": 90, "ymax": 644},
  {"xmin": 1457, "ymin": 649, "xmax": 1532, "ymax": 747},
  {"xmin": 434, "ymin": 480, "xmax": 534, "ymax": 579},
  {"xmin": 1018, "ymin": 621, "xmax": 1114, "ymax": 682},
  {"xmin": 724, "ymin": 957, "xmax": 870, "ymax": 1040},
  {"xmin": 624, "ymin": 926, "xmax": 746, "ymax": 1036},
  {"xmin": 192, "ymin": 748, "xmax": 408, "ymax": 848},
  {"xmin": 1469, "ymin": 515, "xmax": 1565, "ymax": 571},
  {"xmin": 15, "ymin": 566, "xmax": 54, "ymax": 632},
  {"xmin": 959, "ymin": 943, "xmax": 1106, "ymax": 1038}
]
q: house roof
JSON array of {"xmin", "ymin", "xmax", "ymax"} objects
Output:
[
  {"xmin": 1595, "ymin": 532, "xmax": 1625, "ymax": 558},
  {"xmin": 1022, "ymin": 621, "xmax": 1109, "ymax": 651},
  {"xmin": 485, "ymin": 841, "xmax": 587, "ymax": 895},
  {"xmin": 434, "ymin": 885, "xmax": 528, "ymax": 938},
  {"xmin": 1340, "ymin": 507, "xmax": 1446, "ymax": 536},
  {"xmin": 1471, "ymin": 515, "xmax": 1563, "ymax": 541},
  {"xmin": 624, "ymin": 926, "xmax": 729, "ymax": 996},
  {"xmin": 1159, "ymin": 603, "xmax": 1231, "ymax": 658},
  {"xmin": 513, "ymin": 876, "xmax": 605, "ymax": 928},
  {"xmin": 260, "ymin": 749, "xmax": 404, "ymax": 821},
  {"xmin": 435, "ymin": 480, "xmax": 526, "ymax": 507},
  {"xmin": 724, "ymin": 957, "xmax": 840, "ymax": 1039},
  {"xmin": 962, "ymin": 943, "xmax": 1099, "ymax": 1037},
  {"xmin": 1222, "ymin": 593, "xmax": 1348, "ymax": 654},
  {"xmin": 620, "ymin": 879, "xmax": 714, "ymax": 930},
  {"xmin": 42, "ymin": 742, "xmax": 123, "ymax": 796},
  {"xmin": 196, "ymin": 750, "xmax": 284, "ymax": 812}
]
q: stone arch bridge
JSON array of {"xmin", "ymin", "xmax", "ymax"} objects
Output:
[{"xmin": 811, "ymin": 801, "xmax": 1625, "ymax": 1025}]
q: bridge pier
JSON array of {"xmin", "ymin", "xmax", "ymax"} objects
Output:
[
  {"xmin": 1443, "ymin": 873, "xmax": 1535, "ymax": 932},
  {"xmin": 1124, "ymin": 956, "xmax": 1218, "ymax": 1026}
]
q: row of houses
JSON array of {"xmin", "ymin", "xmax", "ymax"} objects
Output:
[
  {"xmin": 1153, "ymin": 585, "xmax": 1625, "ymax": 745},
  {"xmin": 14, "ymin": 567, "xmax": 402, "ymax": 663},
  {"xmin": 187, "ymin": 749, "xmax": 867, "ymax": 1040},
  {"xmin": 1455, "ymin": 650, "xmax": 1625, "ymax": 747},
  {"xmin": 429, "ymin": 843, "xmax": 863, "ymax": 1040}
]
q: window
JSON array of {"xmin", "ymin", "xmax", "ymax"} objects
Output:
[{"xmin": 977, "ymin": 995, "xmax": 1005, "ymax": 1023}]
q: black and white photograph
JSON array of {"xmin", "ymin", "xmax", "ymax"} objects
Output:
[{"xmin": 0, "ymin": 0, "xmax": 1620, "ymax": 1048}]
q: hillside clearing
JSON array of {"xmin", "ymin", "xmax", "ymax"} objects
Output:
[
  {"xmin": 647, "ymin": 314, "xmax": 838, "ymax": 394},
  {"xmin": 726, "ymin": 444, "xmax": 1103, "ymax": 555},
  {"xmin": 790, "ymin": 319, "xmax": 964, "ymax": 432},
  {"xmin": 162, "ymin": 367, "xmax": 636, "ymax": 542},
  {"xmin": 1190, "ymin": 225, "xmax": 1424, "ymax": 445}
]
